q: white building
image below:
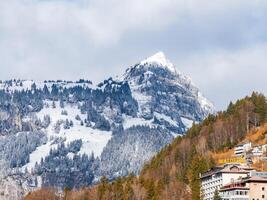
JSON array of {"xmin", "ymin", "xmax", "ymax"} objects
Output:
[
  {"xmin": 252, "ymin": 146, "xmax": 264, "ymax": 157},
  {"xmin": 234, "ymin": 141, "xmax": 252, "ymax": 156},
  {"xmin": 220, "ymin": 182, "xmax": 249, "ymax": 200},
  {"xmin": 200, "ymin": 164, "xmax": 252, "ymax": 200},
  {"xmin": 220, "ymin": 172, "xmax": 267, "ymax": 200}
]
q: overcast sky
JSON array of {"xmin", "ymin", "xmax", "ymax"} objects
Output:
[{"xmin": 0, "ymin": 0, "xmax": 267, "ymax": 110}]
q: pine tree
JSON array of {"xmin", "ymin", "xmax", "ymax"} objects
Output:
[
  {"xmin": 60, "ymin": 98, "xmax": 64, "ymax": 108},
  {"xmin": 52, "ymin": 101, "xmax": 56, "ymax": 108},
  {"xmin": 213, "ymin": 189, "xmax": 221, "ymax": 200},
  {"xmin": 114, "ymin": 178, "xmax": 124, "ymax": 200},
  {"xmin": 97, "ymin": 176, "xmax": 109, "ymax": 200},
  {"xmin": 187, "ymin": 154, "xmax": 208, "ymax": 200},
  {"xmin": 43, "ymin": 84, "xmax": 50, "ymax": 97},
  {"xmin": 124, "ymin": 181, "xmax": 135, "ymax": 200},
  {"xmin": 226, "ymin": 101, "xmax": 235, "ymax": 114},
  {"xmin": 145, "ymin": 180, "xmax": 157, "ymax": 200},
  {"xmin": 31, "ymin": 83, "xmax": 37, "ymax": 91}
]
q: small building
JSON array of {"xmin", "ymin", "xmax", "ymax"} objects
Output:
[
  {"xmin": 234, "ymin": 141, "xmax": 252, "ymax": 157},
  {"xmin": 252, "ymin": 145, "xmax": 264, "ymax": 157},
  {"xmin": 200, "ymin": 164, "xmax": 252, "ymax": 200},
  {"xmin": 220, "ymin": 173, "xmax": 267, "ymax": 200},
  {"xmin": 220, "ymin": 181, "xmax": 249, "ymax": 200}
]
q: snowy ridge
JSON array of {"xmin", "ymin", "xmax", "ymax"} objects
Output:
[{"xmin": 0, "ymin": 80, "xmax": 93, "ymax": 92}]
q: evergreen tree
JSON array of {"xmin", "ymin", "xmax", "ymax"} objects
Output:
[
  {"xmin": 114, "ymin": 178, "xmax": 124, "ymax": 200},
  {"xmin": 187, "ymin": 154, "xmax": 208, "ymax": 200},
  {"xmin": 60, "ymin": 98, "xmax": 64, "ymax": 108},
  {"xmin": 213, "ymin": 189, "xmax": 221, "ymax": 200},
  {"xmin": 226, "ymin": 101, "xmax": 235, "ymax": 114},
  {"xmin": 124, "ymin": 181, "xmax": 135, "ymax": 200},
  {"xmin": 97, "ymin": 176, "xmax": 109, "ymax": 200},
  {"xmin": 31, "ymin": 83, "xmax": 37, "ymax": 91},
  {"xmin": 145, "ymin": 180, "xmax": 157, "ymax": 200},
  {"xmin": 43, "ymin": 84, "xmax": 50, "ymax": 97},
  {"xmin": 51, "ymin": 84, "xmax": 59, "ymax": 99}
]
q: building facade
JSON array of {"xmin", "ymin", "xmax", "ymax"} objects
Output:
[
  {"xmin": 219, "ymin": 175, "xmax": 267, "ymax": 200},
  {"xmin": 235, "ymin": 142, "xmax": 252, "ymax": 157},
  {"xmin": 200, "ymin": 164, "xmax": 252, "ymax": 200},
  {"xmin": 220, "ymin": 184, "xmax": 249, "ymax": 200}
]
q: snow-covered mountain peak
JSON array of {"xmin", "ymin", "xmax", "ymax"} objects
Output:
[
  {"xmin": 140, "ymin": 51, "xmax": 176, "ymax": 73},
  {"xmin": 0, "ymin": 53, "xmax": 216, "ymax": 196}
]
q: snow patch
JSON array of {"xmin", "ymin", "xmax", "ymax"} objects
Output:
[
  {"xmin": 123, "ymin": 115, "xmax": 154, "ymax": 129},
  {"xmin": 154, "ymin": 112, "xmax": 177, "ymax": 126},
  {"xmin": 181, "ymin": 117, "xmax": 194, "ymax": 130},
  {"xmin": 140, "ymin": 52, "xmax": 176, "ymax": 73},
  {"xmin": 197, "ymin": 91, "xmax": 215, "ymax": 114}
]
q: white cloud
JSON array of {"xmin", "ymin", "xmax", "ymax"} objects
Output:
[
  {"xmin": 0, "ymin": 0, "xmax": 267, "ymax": 109},
  {"xmin": 0, "ymin": 0, "xmax": 180, "ymax": 45},
  {"xmin": 176, "ymin": 43, "xmax": 267, "ymax": 110}
]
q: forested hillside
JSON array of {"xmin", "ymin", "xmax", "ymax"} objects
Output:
[
  {"xmin": 24, "ymin": 92, "xmax": 267, "ymax": 200},
  {"xmin": 0, "ymin": 53, "xmax": 214, "ymax": 200}
]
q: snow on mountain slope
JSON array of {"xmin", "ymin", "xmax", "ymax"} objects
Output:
[
  {"xmin": 0, "ymin": 80, "xmax": 93, "ymax": 92},
  {"xmin": 181, "ymin": 117, "xmax": 194, "ymax": 130},
  {"xmin": 97, "ymin": 52, "xmax": 215, "ymax": 179},
  {"xmin": 123, "ymin": 51, "xmax": 214, "ymax": 133},
  {"xmin": 0, "ymin": 51, "xmax": 215, "ymax": 195},
  {"xmin": 23, "ymin": 101, "xmax": 112, "ymax": 171},
  {"xmin": 123, "ymin": 114, "xmax": 154, "ymax": 129},
  {"xmin": 140, "ymin": 51, "xmax": 176, "ymax": 73}
]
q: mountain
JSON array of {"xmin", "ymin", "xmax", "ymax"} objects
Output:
[
  {"xmin": 123, "ymin": 52, "xmax": 213, "ymax": 128},
  {"xmin": 25, "ymin": 93, "xmax": 267, "ymax": 200},
  {"xmin": 0, "ymin": 52, "xmax": 213, "ymax": 199}
]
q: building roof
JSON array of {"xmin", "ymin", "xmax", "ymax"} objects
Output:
[
  {"xmin": 235, "ymin": 141, "xmax": 251, "ymax": 147},
  {"xmin": 243, "ymin": 176, "xmax": 267, "ymax": 183},
  {"xmin": 220, "ymin": 175, "xmax": 267, "ymax": 192},
  {"xmin": 220, "ymin": 180, "xmax": 248, "ymax": 192},
  {"xmin": 220, "ymin": 186, "xmax": 249, "ymax": 192},
  {"xmin": 200, "ymin": 164, "xmax": 251, "ymax": 179}
]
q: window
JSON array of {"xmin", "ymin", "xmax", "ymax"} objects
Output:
[
  {"xmin": 262, "ymin": 195, "xmax": 265, "ymax": 199},
  {"xmin": 262, "ymin": 187, "xmax": 265, "ymax": 191}
]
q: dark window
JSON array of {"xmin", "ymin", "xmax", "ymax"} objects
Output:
[
  {"xmin": 262, "ymin": 187, "xmax": 265, "ymax": 191},
  {"xmin": 262, "ymin": 195, "xmax": 265, "ymax": 199}
]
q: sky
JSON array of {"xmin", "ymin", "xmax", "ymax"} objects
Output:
[{"xmin": 0, "ymin": 0, "xmax": 267, "ymax": 110}]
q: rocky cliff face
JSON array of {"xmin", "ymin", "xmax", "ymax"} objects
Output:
[{"xmin": 123, "ymin": 52, "xmax": 213, "ymax": 133}]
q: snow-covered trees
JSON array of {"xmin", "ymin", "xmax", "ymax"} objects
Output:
[
  {"xmin": 61, "ymin": 110, "xmax": 68, "ymax": 116},
  {"xmin": 34, "ymin": 140, "xmax": 95, "ymax": 189},
  {"xmin": 99, "ymin": 126, "xmax": 173, "ymax": 178},
  {"xmin": 0, "ymin": 132, "xmax": 47, "ymax": 168}
]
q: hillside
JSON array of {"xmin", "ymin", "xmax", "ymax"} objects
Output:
[
  {"xmin": 212, "ymin": 123, "xmax": 267, "ymax": 162},
  {"xmin": 24, "ymin": 92, "xmax": 267, "ymax": 200},
  {"xmin": 0, "ymin": 52, "xmax": 214, "ymax": 199}
]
